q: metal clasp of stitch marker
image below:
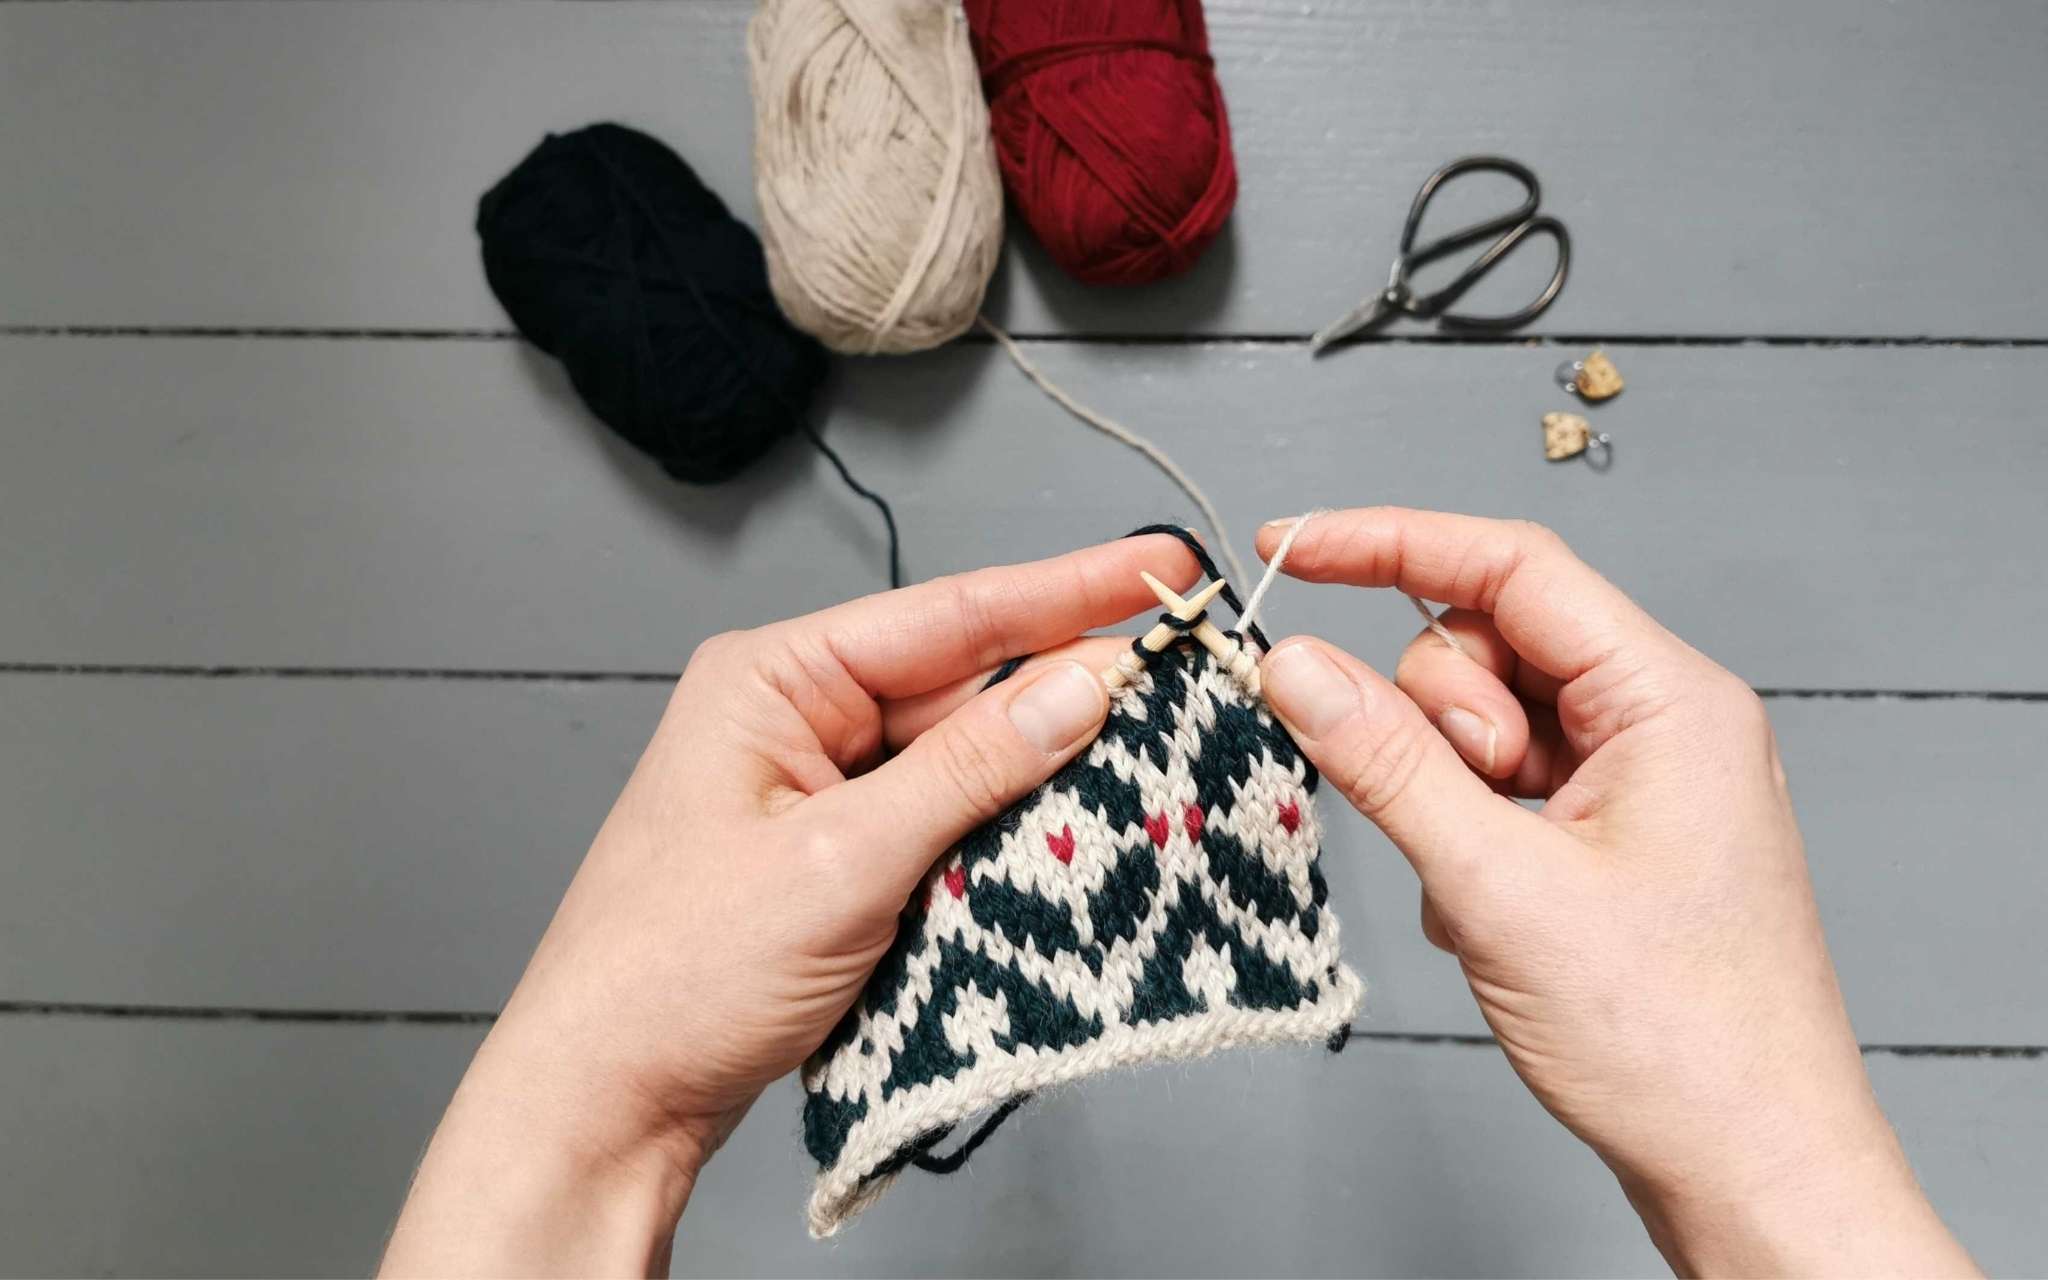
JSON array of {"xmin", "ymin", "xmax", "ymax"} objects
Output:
[
  {"xmin": 1542, "ymin": 411, "xmax": 1614, "ymax": 471},
  {"xmin": 1555, "ymin": 349, "xmax": 1625, "ymax": 402}
]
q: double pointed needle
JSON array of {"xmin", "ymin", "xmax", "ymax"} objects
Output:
[
  {"xmin": 1140, "ymin": 572, "xmax": 1258, "ymax": 693},
  {"xmin": 1101, "ymin": 577, "xmax": 1227, "ymax": 691}
]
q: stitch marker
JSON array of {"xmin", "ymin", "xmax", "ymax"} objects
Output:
[{"xmin": 1103, "ymin": 577, "xmax": 1227, "ymax": 692}]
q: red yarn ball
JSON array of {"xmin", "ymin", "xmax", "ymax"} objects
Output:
[{"xmin": 964, "ymin": 0, "xmax": 1236, "ymax": 286}]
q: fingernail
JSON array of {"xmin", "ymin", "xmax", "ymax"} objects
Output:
[
  {"xmin": 1008, "ymin": 662, "xmax": 1106, "ymax": 753},
  {"xmin": 1261, "ymin": 643, "xmax": 1361, "ymax": 739},
  {"xmin": 1437, "ymin": 707, "xmax": 1497, "ymax": 774}
]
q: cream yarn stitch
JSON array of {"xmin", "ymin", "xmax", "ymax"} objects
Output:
[{"xmin": 749, "ymin": 0, "xmax": 1004, "ymax": 355}]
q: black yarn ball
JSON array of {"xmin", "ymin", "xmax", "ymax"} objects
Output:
[{"xmin": 477, "ymin": 122, "xmax": 827, "ymax": 484}]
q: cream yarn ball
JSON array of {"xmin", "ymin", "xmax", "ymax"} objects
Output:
[{"xmin": 748, "ymin": 0, "xmax": 1004, "ymax": 355}]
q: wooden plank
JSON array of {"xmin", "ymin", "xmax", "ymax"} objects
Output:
[
  {"xmin": 5, "ymin": 336, "xmax": 2044, "ymax": 689},
  {"xmin": 0, "ymin": 1017, "xmax": 2039, "ymax": 1275},
  {"xmin": 0, "ymin": 1016, "xmax": 486, "ymax": 1277},
  {"xmin": 4, "ymin": 674, "xmax": 2042, "ymax": 1046},
  {"xmin": 3, "ymin": 1, "xmax": 2046, "ymax": 337}
]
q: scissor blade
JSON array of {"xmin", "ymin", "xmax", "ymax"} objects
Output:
[{"xmin": 1309, "ymin": 295, "xmax": 1392, "ymax": 354}]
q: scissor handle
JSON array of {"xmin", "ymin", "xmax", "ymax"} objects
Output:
[
  {"xmin": 1390, "ymin": 156, "xmax": 1571, "ymax": 330},
  {"xmin": 1398, "ymin": 155, "xmax": 1542, "ymax": 264},
  {"xmin": 1434, "ymin": 216, "xmax": 1570, "ymax": 331}
]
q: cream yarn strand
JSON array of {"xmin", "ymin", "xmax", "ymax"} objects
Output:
[
  {"xmin": 1244, "ymin": 511, "xmax": 1469, "ymax": 658},
  {"xmin": 749, "ymin": 0, "xmax": 1003, "ymax": 355},
  {"xmin": 980, "ymin": 317, "xmax": 1251, "ymax": 588}
]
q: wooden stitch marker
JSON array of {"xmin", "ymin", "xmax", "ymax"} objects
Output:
[{"xmin": 1102, "ymin": 578, "xmax": 1226, "ymax": 692}]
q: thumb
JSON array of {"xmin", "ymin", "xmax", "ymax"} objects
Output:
[
  {"xmin": 812, "ymin": 659, "xmax": 1109, "ymax": 902},
  {"xmin": 1261, "ymin": 637, "xmax": 1539, "ymax": 900}
]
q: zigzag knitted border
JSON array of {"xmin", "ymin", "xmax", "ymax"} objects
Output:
[
  {"xmin": 806, "ymin": 741, "xmax": 1337, "ymax": 1102},
  {"xmin": 806, "ymin": 961, "xmax": 1364, "ymax": 1237}
]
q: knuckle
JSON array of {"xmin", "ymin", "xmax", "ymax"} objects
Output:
[
  {"xmin": 935, "ymin": 572, "xmax": 1010, "ymax": 669},
  {"xmin": 1714, "ymin": 674, "xmax": 1775, "ymax": 742},
  {"xmin": 930, "ymin": 723, "xmax": 1015, "ymax": 816},
  {"xmin": 1331, "ymin": 714, "xmax": 1432, "ymax": 818},
  {"xmin": 672, "ymin": 629, "xmax": 752, "ymax": 711},
  {"xmin": 1510, "ymin": 519, "xmax": 1566, "ymax": 553},
  {"xmin": 790, "ymin": 825, "xmax": 867, "ymax": 904},
  {"xmin": 685, "ymin": 628, "xmax": 750, "ymax": 674},
  {"xmin": 1392, "ymin": 644, "xmax": 1426, "ymax": 689},
  {"xmin": 1392, "ymin": 630, "xmax": 1459, "ymax": 689},
  {"xmin": 791, "ymin": 824, "xmax": 845, "ymax": 875},
  {"xmin": 1561, "ymin": 651, "xmax": 1686, "ymax": 742},
  {"xmin": 1454, "ymin": 524, "xmax": 1537, "ymax": 614}
]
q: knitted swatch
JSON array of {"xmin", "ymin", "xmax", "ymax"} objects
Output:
[{"xmin": 801, "ymin": 639, "xmax": 1363, "ymax": 1236}]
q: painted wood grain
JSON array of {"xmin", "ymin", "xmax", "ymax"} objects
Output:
[
  {"xmin": 4, "ymin": 336, "xmax": 2043, "ymax": 689},
  {"xmin": 3, "ymin": 7, "xmax": 2041, "ymax": 1275},
  {"xmin": 3, "ymin": 674, "xmax": 2041, "ymax": 1045},
  {"xmin": 0, "ymin": 1017, "xmax": 2039, "ymax": 1276},
  {"xmin": 3, "ymin": 1, "xmax": 2045, "ymax": 336}
]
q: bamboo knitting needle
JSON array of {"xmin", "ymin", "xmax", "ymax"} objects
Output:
[
  {"xmin": 1139, "ymin": 571, "xmax": 1263, "ymax": 695},
  {"xmin": 1102, "ymin": 577, "xmax": 1228, "ymax": 692}
]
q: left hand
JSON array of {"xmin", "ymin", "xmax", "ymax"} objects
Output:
[{"xmin": 381, "ymin": 535, "xmax": 1196, "ymax": 1276}]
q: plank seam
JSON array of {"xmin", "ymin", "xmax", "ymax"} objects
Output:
[
  {"xmin": 4, "ymin": 664, "xmax": 2045, "ymax": 701},
  {"xmin": 0, "ymin": 1002, "xmax": 2035, "ymax": 1056},
  {"xmin": 0, "ymin": 662, "xmax": 678, "ymax": 683},
  {"xmin": 4, "ymin": 324, "xmax": 2048, "ymax": 349},
  {"xmin": 0, "ymin": 1000, "xmax": 495, "ymax": 1025}
]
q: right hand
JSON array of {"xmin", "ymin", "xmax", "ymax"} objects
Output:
[{"xmin": 1253, "ymin": 508, "xmax": 1974, "ymax": 1276}]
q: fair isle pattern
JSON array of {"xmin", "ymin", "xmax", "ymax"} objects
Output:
[{"xmin": 801, "ymin": 642, "xmax": 1364, "ymax": 1236}]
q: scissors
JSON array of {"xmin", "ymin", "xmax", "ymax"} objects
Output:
[{"xmin": 1310, "ymin": 155, "xmax": 1570, "ymax": 353}]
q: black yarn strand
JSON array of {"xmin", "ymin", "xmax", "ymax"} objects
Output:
[
  {"xmin": 909, "ymin": 1096, "xmax": 1032, "ymax": 1174},
  {"xmin": 1123, "ymin": 523, "xmax": 1271, "ymax": 652},
  {"xmin": 982, "ymin": 524, "xmax": 1265, "ymax": 692},
  {"xmin": 800, "ymin": 423, "xmax": 903, "ymax": 588}
]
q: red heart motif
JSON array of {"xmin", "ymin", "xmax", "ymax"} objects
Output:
[
  {"xmin": 1145, "ymin": 813, "xmax": 1170, "ymax": 849},
  {"xmin": 944, "ymin": 865, "xmax": 966, "ymax": 899},
  {"xmin": 1046, "ymin": 825, "xmax": 1075, "ymax": 864},
  {"xmin": 1183, "ymin": 804, "xmax": 1205, "ymax": 841},
  {"xmin": 1278, "ymin": 801, "xmax": 1301, "ymax": 834}
]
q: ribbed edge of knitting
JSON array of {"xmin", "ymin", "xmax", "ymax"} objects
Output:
[{"xmin": 805, "ymin": 962, "xmax": 1364, "ymax": 1238}]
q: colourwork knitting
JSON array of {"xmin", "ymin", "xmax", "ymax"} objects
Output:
[{"xmin": 801, "ymin": 639, "xmax": 1363, "ymax": 1236}]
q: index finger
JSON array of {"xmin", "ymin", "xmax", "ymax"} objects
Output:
[
  {"xmin": 1253, "ymin": 508, "xmax": 1673, "ymax": 682},
  {"xmin": 781, "ymin": 533, "xmax": 1201, "ymax": 699}
]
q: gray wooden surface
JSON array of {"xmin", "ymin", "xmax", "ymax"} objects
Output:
[
  {"xmin": 5, "ymin": 675, "xmax": 2044, "ymax": 1048},
  {"xmin": 4, "ymin": 1017, "xmax": 2045, "ymax": 1278},
  {"xmin": 7, "ymin": 336, "xmax": 2046, "ymax": 689},
  {"xmin": 1, "ymin": 0, "xmax": 2044, "ymax": 1275},
  {"xmin": 5, "ymin": 0, "xmax": 2047, "ymax": 337}
]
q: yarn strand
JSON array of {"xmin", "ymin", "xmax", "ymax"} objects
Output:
[
  {"xmin": 1237, "ymin": 510, "xmax": 1469, "ymax": 660},
  {"xmin": 800, "ymin": 423, "xmax": 904, "ymax": 588},
  {"xmin": 981, "ymin": 317, "xmax": 1249, "ymax": 587},
  {"xmin": 1410, "ymin": 593, "xmax": 1469, "ymax": 657},
  {"xmin": 1237, "ymin": 508, "xmax": 1322, "ymax": 638},
  {"xmin": 908, "ymin": 1096, "xmax": 1031, "ymax": 1174}
]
